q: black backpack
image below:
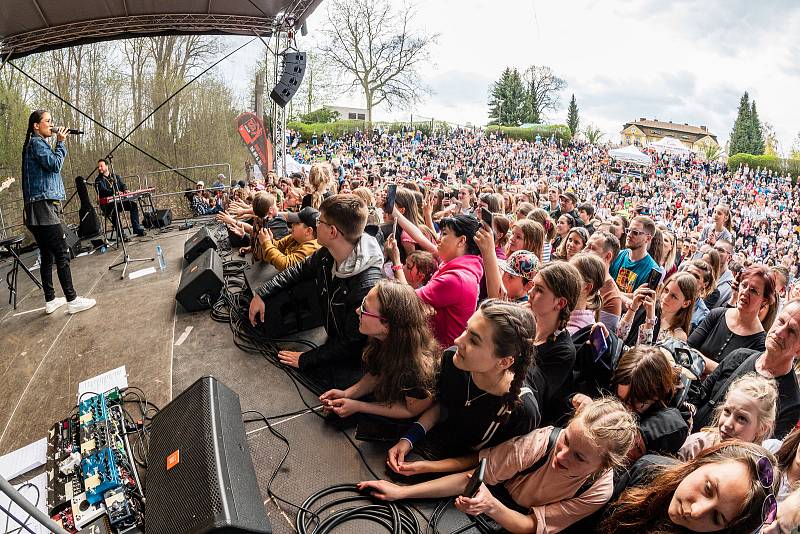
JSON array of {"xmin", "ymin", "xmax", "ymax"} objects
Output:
[{"xmin": 570, "ymin": 325, "xmax": 624, "ymax": 398}]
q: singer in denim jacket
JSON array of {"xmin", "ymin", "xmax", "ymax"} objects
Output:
[{"xmin": 21, "ymin": 110, "xmax": 95, "ymax": 314}]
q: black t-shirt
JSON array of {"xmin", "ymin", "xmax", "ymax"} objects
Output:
[
  {"xmin": 528, "ymin": 330, "xmax": 577, "ymax": 425},
  {"xmin": 691, "ymin": 348, "xmax": 800, "ymax": 439},
  {"xmin": 687, "ymin": 308, "xmax": 766, "ymax": 363},
  {"xmin": 434, "ymin": 347, "xmax": 540, "ymax": 452}
]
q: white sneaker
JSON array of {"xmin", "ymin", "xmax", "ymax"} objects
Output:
[
  {"xmin": 30, "ymin": 258, "xmax": 40, "ymax": 271},
  {"xmin": 45, "ymin": 297, "xmax": 67, "ymax": 314},
  {"xmin": 67, "ymin": 296, "xmax": 96, "ymax": 314}
]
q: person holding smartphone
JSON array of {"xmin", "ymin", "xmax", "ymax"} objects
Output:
[{"xmin": 359, "ymin": 398, "xmax": 637, "ymax": 534}]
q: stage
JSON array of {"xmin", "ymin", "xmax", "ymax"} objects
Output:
[{"xmin": 0, "ymin": 224, "xmax": 475, "ymax": 533}]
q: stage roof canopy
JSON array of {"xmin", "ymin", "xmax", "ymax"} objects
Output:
[{"xmin": 0, "ymin": 0, "xmax": 322, "ymax": 60}]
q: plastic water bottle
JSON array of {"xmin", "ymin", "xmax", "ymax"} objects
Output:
[{"xmin": 156, "ymin": 245, "xmax": 166, "ymax": 271}]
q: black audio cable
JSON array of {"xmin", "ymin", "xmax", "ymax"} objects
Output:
[{"xmin": 295, "ymin": 484, "xmax": 421, "ymax": 534}]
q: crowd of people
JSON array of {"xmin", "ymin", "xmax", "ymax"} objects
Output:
[{"xmin": 212, "ymin": 127, "xmax": 800, "ymax": 533}]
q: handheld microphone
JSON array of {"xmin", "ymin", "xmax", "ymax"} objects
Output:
[{"xmin": 52, "ymin": 126, "xmax": 84, "ymax": 135}]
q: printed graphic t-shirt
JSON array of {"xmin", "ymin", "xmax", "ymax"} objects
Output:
[{"xmin": 610, "ymin": 249, "xmax": 660, "ymax": 293}]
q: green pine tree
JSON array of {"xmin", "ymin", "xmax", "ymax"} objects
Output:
[
  {"xmin": 505, "ymin": 69, "xmax": 525, "ymax": 126},
  {"xmin": 728, "ymin": 92, "xmax": 751, "ymax": 156},
  {"xmin": 488, "ymin": 67, "xmax": 526, "ymax": 126},
  {"xmin": 566, "ymin": 94, "xmax": 579, "ymax": 138},
  {"xmin": 488, "ymin": 68, "xmax": 514, "ymax": 125},
  {"xmin": 522, "ymin": 86, "xmax": 540, "ymax": 124},
  {"xmin": 748, "ymin": 100, "xmax": 765, "ymax": 155}
]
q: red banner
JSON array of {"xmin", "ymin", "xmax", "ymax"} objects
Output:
[{"xmin": 236, "ymin": 112, "xmax": 273, "ymax": 174}]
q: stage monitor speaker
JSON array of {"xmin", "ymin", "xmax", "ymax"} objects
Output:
[
  {"xmin": 184, "ymin": 226, "xmax": 218, "ymax": 264},
  {"xmin": 176, "ymin": 248, "xmax": 223, "ymax": 312},
  {"xmin": 144, "ymin": 208, "xmax": 173, "ymax": 229},
  {"xmin": 145, "ymin": 376, "xmax": 271, "ymax": 534},
  {"xmin": 63, "ymin": 224, "xmax": 81, "ymax": 259},
  {"xmin": 270, "ymin": 51, "xmax": 306, "ymax": 108}
]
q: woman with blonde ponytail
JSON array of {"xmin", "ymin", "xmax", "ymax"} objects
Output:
[
  {"xmin": 527, "ymin": 262, "xmax": 582, "ymax": 425},
  {"xmin": 359, "ymin": 397, "xmax": 638, "ymax": 534}
]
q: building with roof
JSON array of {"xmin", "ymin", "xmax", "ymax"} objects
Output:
[{"xmin": 620, "ymin": 118, "xmax": 719, "ymax": 152}]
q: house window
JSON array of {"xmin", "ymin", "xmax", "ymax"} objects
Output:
[
  {"xmin": 348, "ymin": 112, "xmax": 357, "ymax": 119},
  {"xmin": 357, "ymin": 113, "xmax": 365, "ymax": 120}
]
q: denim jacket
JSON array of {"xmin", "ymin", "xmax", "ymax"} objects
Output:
[{"xmin": 22, "ymin": 136, "xmax": 67, "ymax": 203}]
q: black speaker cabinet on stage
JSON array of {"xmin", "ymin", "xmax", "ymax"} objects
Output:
[
  {"xmin": 176, "ymin": 248, "xmax": 224, "ymax": 312},
  {"xmin": 63, "ymin": 224, "xmax": 81, "ymax": 259},
  {"xmin": 270, "ymin": 51, "xmax": 306, "ymax": 108},
  {"xmin": 144, "ymin": 208, "xmax": 172, "ymax": 229},
  {"xmin": 184, "ymin": 226, "xmax": 218, "ymax": 264},
  {"xmin": 145, "ymin": 376, "xmax": 271, "ymax": 534}
]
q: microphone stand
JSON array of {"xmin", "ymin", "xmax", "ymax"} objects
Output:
[{"xmin": 106, "ymin": 156, "xmax": 153, "ymax": 279}]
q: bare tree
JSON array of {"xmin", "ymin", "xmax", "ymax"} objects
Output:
[
  {"xmin": 318, "ymin": 0, "xmax": 437, "ymax": 123},
  {"xmin": 521, "ymin": 65, "xmax": 567, "ymax": 123}
]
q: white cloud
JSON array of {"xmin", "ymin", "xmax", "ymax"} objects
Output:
[{"xmin": 218, "ymin": 0, "xmax": 800, "ymax": 148}]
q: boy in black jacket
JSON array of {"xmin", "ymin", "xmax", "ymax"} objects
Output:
[{"xmin": 249, "ymin": 194, "xmax": 384, "ymax": 390}]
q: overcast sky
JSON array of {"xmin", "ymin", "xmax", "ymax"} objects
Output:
[{"xmin": 220, "ymin": 0, "xmax": 800, "ymax": 150}]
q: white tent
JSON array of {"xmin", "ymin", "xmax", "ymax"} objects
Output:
[
  {"xmin": 275, "ymin": 156, "xmax": 312, "ymax": 175},
  {"xmin": 650, "ymin": 136, "xmax": 692, "ymax": 155},
  {"xmin": 608, "ymin": 145, "xmax": 652, "ymax": 166}
]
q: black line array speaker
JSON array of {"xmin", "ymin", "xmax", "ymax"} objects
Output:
[
  {"xmin": 144, "ymin": 208, "xmax": 173, "ymax": 229},
  {"xmin": 184, "ymin": 226, "xmax": 218, "ymax": 264},
  {"xmin": 176, "ymin": 248, "xmax": 224, "ymax": 312},
  {"xmin": 270, "ymin": 51, "xmax": 306, "ymax": 108},
  {"xmin": 145, "ymin": 376, "xmax": 271, "ymax": 534}
]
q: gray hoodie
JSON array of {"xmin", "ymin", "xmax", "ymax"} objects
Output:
[{"xmin": 332, "ymin": 233, "xmax": 385, "ymax": 279}]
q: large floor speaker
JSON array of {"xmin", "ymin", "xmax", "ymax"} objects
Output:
[
  {"xmin": 145, "ymin": 377, "xmax": 271, "ymax": 534},
  {"xmin": 184, "ymin": 226, "xmax": 218, "ymax": 264},
  {"xmin": 176, "ymin": 248, "xmax": 223, "ymax": 311},
  {"xmin": 144, "ymin": 208, "xmax": 173, "ymax": 229},
  {"xmin": 63, "ymin": 224, "xmax": 81, "ymax": 259}
]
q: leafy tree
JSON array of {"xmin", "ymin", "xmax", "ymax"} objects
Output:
[
  {"xmin": 762, "ymin": 122, "xmax": 779, "ymax": 157},
  {"xmin": 728, "ymin": 92, "xmax": 752, "ymax": 156},
  {"xmin": 521, "ymin": 65, "xmax": 566, "ymax": 123},
  {"xmin": 566, "ymin": 94, "xmax": 579, "ymax": 138},
  {"xmin": 300, "ymin": 108, "xmax": 340, "ymax": 124},
  {"xmin": 584, "ymin": 124, "xmax": 605, "ymax": 144},
  {"xmin": 318, "ymin": 0, "xmax": 438, "ymax": 123},
  {"xmin": 748, "ymin": 101, "xmax": 765, "ymax": 155},
  {"xmin": 790, "ymin": 132, "xmax": 800, "ymax": 160},
  {"xmin": 701, "ymin": 143, "xmax": 723, "ymax": 162}
]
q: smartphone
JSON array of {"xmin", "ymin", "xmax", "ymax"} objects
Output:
[
  {"xmin": 385, "ymin": 183, "xmax": 398, "ymax": 214},
  {"xmin": 480, "ymin": 207, "xmax": 493, "ymax": 229},
  {"xmin": 646, "ymin": 268, "xmax": 662, "ymax": 291},
  {"xmin": 590, "ymin": 327, "xmax": 609, "ymax": 359},
  {"xmin": 461, "ymin": 458, "xmax": 487, "ymax": 498}
]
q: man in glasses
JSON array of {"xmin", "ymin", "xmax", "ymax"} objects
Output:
[
  {"xmin": 609, "ymin": 215, "xmax": 662, "ymax": 305},
  {"xmin": 249, "ymin": 194, "xmax": 383, "ymax": 390}
]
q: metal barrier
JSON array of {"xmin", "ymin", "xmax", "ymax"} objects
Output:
[{"xmin": 139, "ymin": 163, "xmax": 233, "ymax": 189}]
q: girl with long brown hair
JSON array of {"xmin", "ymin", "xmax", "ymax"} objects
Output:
[
  {"xmin": 527, "ymin": 262, "xmax": 582, "ymax": 424},
  {"xmin": 383, "ymin": 299, "xmax": 540, "ymax": 471},
  {"xmin": 319, "ymin": 280, "xmax": 439, "ymax": 419},
  {"xmin": 602, "ymin": 441, "xmax": 777, "ymax": 534},
  {"xmin": 572, "ymin": 345, "xmax": 688, "ymax": 460}
]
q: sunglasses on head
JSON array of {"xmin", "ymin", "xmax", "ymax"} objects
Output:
[{"xmin": 757, "ymin": 456, "xmax": 777, "ymax": 527}]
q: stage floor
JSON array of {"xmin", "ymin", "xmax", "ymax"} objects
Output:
[{"xmin": 0, "ymin": 224, "xmax": 475, "ymax": 533}]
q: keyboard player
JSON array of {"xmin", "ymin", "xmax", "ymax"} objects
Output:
[{"xmin": 96, "ymin": 158, "xmax": 146, "ymax": 237}]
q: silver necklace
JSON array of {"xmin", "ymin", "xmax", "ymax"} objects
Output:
[{"xmin": 464, "ymin": 374, "xmax": 489, "ymax": 407}]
